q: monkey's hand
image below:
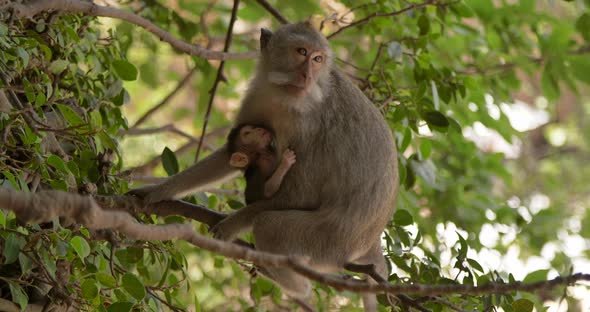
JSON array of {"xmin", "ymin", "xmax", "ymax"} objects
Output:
[
  {"xmin": 281, "ymin": 149, "xmax": 296, "ymax": 168},
  {"xmin": 126, "ymin": 184, "xmax": 171, "ymax": 205},
  {"xmin": 210, "ymin": 213, "xmax": 247, "ymax": 241}
]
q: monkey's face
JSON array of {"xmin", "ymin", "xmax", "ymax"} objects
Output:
[
  {"xmin": 261, "ymin": 23, "xmax": 332, "ymax": 98},
  {"xmin": 238, "ymin": 125, "xmax": 273, "ymax": 150}
]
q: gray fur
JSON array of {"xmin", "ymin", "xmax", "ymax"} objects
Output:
[{"xmin": 133, "ymin": 23, "xmax": 399, "ymax": 311}]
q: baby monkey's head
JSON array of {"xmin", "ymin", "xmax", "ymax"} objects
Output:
[{"xmin": 227, "ymin": 124, "xmax": 274, "ymax": 168}]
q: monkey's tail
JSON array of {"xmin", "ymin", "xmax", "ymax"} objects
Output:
[{"xmin": 362, "ymin": 291, "xmax": 379, "ymax": 312}]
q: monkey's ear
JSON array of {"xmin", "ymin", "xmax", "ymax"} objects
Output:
[
  {"xmin": 229, "ymin": 152, "xmax": 249, "ymax": 168},
  {"xmin": 260, "ymin": 28, "xmax": 273, "ymax": 50}
]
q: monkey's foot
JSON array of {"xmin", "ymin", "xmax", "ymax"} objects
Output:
[{"xmin": 210, "ymin": 219, "xmax": 239, "ymax": 241}]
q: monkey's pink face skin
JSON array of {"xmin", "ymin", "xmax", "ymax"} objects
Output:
[
  {"xmin": 239, "ymin": 125, "xmax": 273, "ymax": 150},
  {"xmin": 285, "ymin": 46, "xmax": 326, "ymax": 96}
]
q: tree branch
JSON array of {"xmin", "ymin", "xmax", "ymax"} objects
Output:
[
  {"xmin": 195, "ymin": 0, "xmax": 240, "ymax": 161},
  {"xmin": 130, "ymin": 66, "xmax": 198, "ymax": 129},
  {"xmin": 120, "ymin": 124, "xmax": 197, "ymax": 141},
  {"xmin": 1, "ymin": 188, "xmax": 589, "ymax": 298},
  {"xmin": 4, "ymin": 0, "xmax": 257, "ymax": 61},
  {"xmin": 254, "ymin": 0, "xmax": 289, "ymax": 24},
  {"xmin": 327, "ymin": 0, "xmax": 444, "ymax": 39}
]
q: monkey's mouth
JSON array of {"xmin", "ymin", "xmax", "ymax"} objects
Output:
[{"xmin": 284, "ymin": 84, "xmax": 307, "ymax": 96}]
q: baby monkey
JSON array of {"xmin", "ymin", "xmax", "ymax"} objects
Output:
[{"xmin": 227, "ymin": 125, "xmax": 296, "ymax": 199}]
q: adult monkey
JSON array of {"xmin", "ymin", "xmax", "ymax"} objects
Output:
[{"xmin": 132, "ymin": 23, "xmax": 398, "ymax": 310}]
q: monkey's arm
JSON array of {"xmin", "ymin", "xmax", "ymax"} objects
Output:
[
  {"xmin": 263, "ymin": 167, "xmax": 288, "ymax": 198},
  {"xmin": 263, "ymin": 155, "xmax": 295, "ymax": 198},
  {"xmin": 131, "ymin": 146, "xmax": 241, "ymax": 204}
]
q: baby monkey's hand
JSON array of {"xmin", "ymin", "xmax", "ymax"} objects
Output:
[{"xmin": 281, "ymin": 149, "xmax": 296, "ymax": 167}]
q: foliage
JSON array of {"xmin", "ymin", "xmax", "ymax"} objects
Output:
[{"xmin": 1, "ymin": 0, "xmax": 590, "ymax": 311}]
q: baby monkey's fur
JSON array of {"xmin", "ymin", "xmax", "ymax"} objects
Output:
[{"xmin": 226, "ymin": 124, "xmax": 296, "ymax": 202}]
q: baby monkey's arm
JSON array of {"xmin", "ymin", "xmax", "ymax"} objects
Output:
[{"xmin": 263, "ymin": 149, "xmax": 296, "ymax": 198}]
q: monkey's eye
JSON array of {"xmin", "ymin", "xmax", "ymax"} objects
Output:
[
  {"xmin": 297, "ymin": 48, "xmax": 307, "ymax": 56},
  {"xmin": 313, "ymin": 55, "xmax": 323, "ymax": 63}
]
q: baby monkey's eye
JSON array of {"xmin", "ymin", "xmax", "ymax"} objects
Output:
[
  {"xmin": 313, "ymin": 55, "xmax": 323, "ymax": 63},
  {"xmin": 297, "ymin": 48, "xmax": 307, "ymax": 56}
]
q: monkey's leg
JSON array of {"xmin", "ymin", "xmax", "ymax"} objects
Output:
[
  {"xmin": 130, "ymin": 146, "xmax": 240, "ymax": 204},
  {"xmin": 210, "ymin": 199, "xmax": 281, "ymax": 241},
  {"xmin": 251, "ymin": 210, "xmax": 345, "ymax": 301}
]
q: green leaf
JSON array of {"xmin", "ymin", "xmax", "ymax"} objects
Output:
[
  {"xmin": 423, "ymin": 111, "xmax": 449, "ymax": 128},
  {"xmin": 39, "ymin": 44, "xmax": 52, "ymax": 61},
  {"xmin": 2, "ymin": 170, "xmax": 19, "ymax": 189},
  {"xmin": 512, "ymin": 298, "xmax": 534, "ymax": 312},
  {"xmin": 250, "ymin": 281, "xmax": 262, "ymax": 304},
  {"xmin": 575, "ymin": 13, "xmax": 590, "ymax": 41},
  {"xmin": 466, "ymin": 258, "xmax": 484, "ymax": 273},
  {"xmin": 4, "ymin": 234, "xmax": 24, "ymax": 264},
  {"xmin": 400, "ymin": 128, "xmax": 412, "ymax": 153},
  {"xmin": 0, "ymin": 209, "xmax": 5, "ymax": 227},
  {"xmin": 70, "ymin": 236, "xmax": 91, "ymax": 260},
  {"xmin": 456, "ymin": 232, "xmax": 468, "ymax": 259},
  {"xmin": 35, "ymin": 93, "xmax": 46, "ymax": 106},
  {"xmin": 452, "ymin": 3, "xmax": 474, "ymax": 17},
  {"xmin": 419, "ymin": 140, "xmax": 431, "ymax": 159},
  {"xmin": 393, "ymin": 209, "xmax": 413, "ymax": 226},
  {"xmin": 49, "ymin": 59, "xmax": 69, "ymax": 75},
  {"xmin": 161, "ymin": 147, "xmax": 179, "ymax": 176},
  {"xmin": 569, "ymin": 55, "xmax": 590, "ymax": 85},
  {"xmin": 122, "ymin": 273, "xmax": 146, "ymax": 300},
  {"xmin": 9, "ymin": 281, "xmax": 28, "ymax": 311},
  {"xmin": 81, "ymin": 279, "xmax": 99, "ymax": 299},
  {"xmin": 541, "ymin": 65, "xmax": 560, "ymax": 101},
  {"xmin": 97, "ymin": 132, "xmax": 118, "ymax": 151},
  {"xmin": 256, "ymin": 278, "xmax": 274, "ymax": 294},
  {"xmin": 19, "ymin": 253, "xmax": 33, "ymax": 274},
  {"xmin": 208, "ymin": 194, "xmax": 218, "ymax": 208},
  {"xmin": 16, "ymin": 47, "xmax": 29, "ymax": 68},
  {"xmin": 418, "ymin": 15, "xmax": 430, "ymax": 36},
  {"xmin": 523, "ymin": 269, "xmax": 549, "ymax": 283},
  {"xmin": 57, "ymin": 104, "xmax": 85, "ymax": 126},
  {"xmin": 113, "ymin": 60, "xmax": 138, "ymax": 81},
  {"xmin": 97, "ymin": 273, "xmax": 117, "ymax": 287},
  {"xmin": 227, "ymin": 199, "xmax": 245, "ymax": 210},
  {"xmin": 107, "ymin": 302, "xmax": 134, "ymax": 312},
  {"xmin": 90, "ymin": 110, "xmax": 103, "ymax": 129},
  {"xmin": 140, "ymin": 62, "xmax": 159, "ymax": 88},
  {"xmin": 47, "ymin": 154, "xmax": 70, "ymax": 174}
]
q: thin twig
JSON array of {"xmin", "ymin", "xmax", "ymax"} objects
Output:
[
  {"xmin": 195, "ymin": 0, "xmax": 240, "ymax": 161},
  {"xmin": 130, "ymin": 66, "xmax": 198, "ymax": 129},
  {"xmin": 5, "ymin": 0, "xmax": 257, "ymax": 60},
  {"xmin": 428, "ymin": 296, "xmax": 468, "ymax": 312},
  {"xmin": 328, "ymin": 0, "xmax": 439, "ymax": 39},
  {"xmin": 120, "ymin": 124, "xmax": 197, "ymax": 141},
  {"xmin": 254, "ymin": 0, "xmax": 289, "ymax": 24},
  {"xmin": 0, "ymin": 70, "xmax": 38, "ymax": 133},
  {"xmin": 127, "ymin": 126, "xmax": 228, "ymax": 174}
]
